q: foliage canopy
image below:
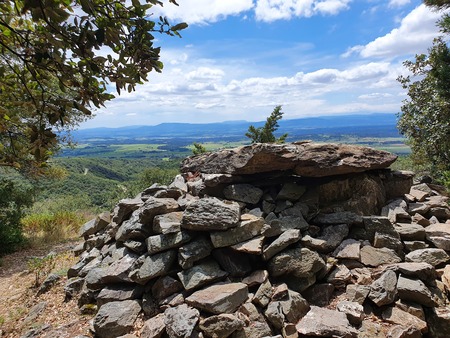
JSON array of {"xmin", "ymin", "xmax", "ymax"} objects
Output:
[
  {"xmin": 398, "ymin": 0, "xmax": 450, "ymax": 179},
  {"xmin": 0, "ymin": 0, "xmax": 186, "ymax": 173},
  {"xmin": 245, "ymin": 105, "xmax": 288, "ymax": 144}
]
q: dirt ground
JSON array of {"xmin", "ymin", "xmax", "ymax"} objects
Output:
[{"xmin": 0, "ymin": 241, "xmax": 93, "ymax": 338}]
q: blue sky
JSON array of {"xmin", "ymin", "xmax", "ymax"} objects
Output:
[{"xmin": 81, "ymin": 0, "xmax": 446, "ymax": 128}]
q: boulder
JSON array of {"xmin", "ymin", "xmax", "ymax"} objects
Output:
[
  {"xmin": 164, "ymin": 304, "xmax": 199, "ymax": 338},
  {"xmin": 199, "ymin": 314, "xmax": 245, "ymax": 338},
  {"xmin": 180, "ymin": 142, "xmax": 397, "ymax": 178},
  {"xmin": 368, "ymin": 270, "xmax": 397, "ymax": 306},
  {"xmin": 93, "ymin": 300, "xmax": 141, "ymax": 338},
  {"xmin": 223, "ymin": 184, "xmax": 263, "ymax": 204}
]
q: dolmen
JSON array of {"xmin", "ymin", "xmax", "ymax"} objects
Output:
[{"xmin": 67, "ymin": 142, "xmax": 450, "ymax": 338}]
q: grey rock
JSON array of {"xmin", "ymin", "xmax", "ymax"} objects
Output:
[
  {"xmin": 363, "ymin": 216, "xmax": 398, "ymax": 241},
  {"xmin": 131, "ymin": 250, "xmax": 176, "ymax": 284},
  {"xmin": 177, "ymin": 260, "xmax": 228, "ymax": 290},
  {"xmin": 123, "ymin": 240, "xmax": 146, "ymax": 254},
  {"xmin": 37, "ymin": 273, "xmax": 60, "ymax": 296},
  {"xmin": 115, "ymin": 210, "xmax": 148, "ymax": 242},
  {"xmin": 264, "ymin": 215, "xmax": 309, "ymax": 237},
  {"xmin": 112, "ymin": 197, "xmax": 143, "ymax": 225},
  {"xmin": 268, "ymin": 247, "xmax": 325, "ymax": 278},
  {"xmin": 210, "ymin": 214, "xmax": 265, "ymax": 248},
  {"xmin": 23, "ymin": 301, "xmax": 47, "ymax": 326},
  {"xmin": 382, "ymin": 199, "xmax": 410, "ymax": 223},
  {"xmin": 231, "ymin": 236, "xmax": 264, "ymax": 255},
  {"xmin": 213, "ymin": 247, "xmax": 252, "ymax": 277},
  {"xmin": 301, "ymin": 224, "xmax": 349, "ymax": 253},
  {"xmin": 252, "ymin": 279, "xmax": 273, "ymax": 308},
  {"xmin": 64, "ymin": 277, "xmax": 84, "ymax": 300},
  {"xmin": 424, "ymin": 306, "xmax": 450, "ymax": 338},
  {"xmin": 313, "ymin": 211, "xmax": 363, "ymax": 226},
  {"xmin": 396, "ymin": 300, "xmax": 425, "ymax": 320},
  {"xmin": 186, "ymin": 282, "xmax": 248, "ymax": 314},
  {"xmin": 345, "ymin": 284, "xmax": 370, "ymax": 305},
  {"xmin": 387, "ymin": 325, "xmax": 421, "ymax": 338},
  {"xmin": 403, "ymin": 241, "xmax": 429, "ymax": 252},
  {"xmin": 405, "ymin": 248, "xmax": 450, "ymax": 267},
  {"xmin": 199, "ymin": 314, "xmax": 245, "ymax": 338},
  {"xmin": 408, "ymin": 202, "xmax": 430, "ymax": 215},
  {"xmin": 412, "ymin": 213, "xmax": 431, "ymax": 226},
  {"xmin": 97, "ymin": 284, "xmax": 144, "ymax": 306},
  {"xmin": 262, "ymin": 229, "xmax": 301, "ymax": 260},
  {"xmin": 382, "ymin": 307, "xmax": 428, "ymax": 333},
  {"xmin": 164, "ymin": 304, "xmax": 199, "ymax": 338},
  {"xmin": 397, "ymin": 275, "xmax": 437, "ymax": 307},
  {"xmin": 178, "ymin": 236, "xmax": 213, "ymax": 269},
  {"xmin": 182, "ymin": 197, "xmax": 240, "ymax": 231},
  {"xmin": 295, "ymin": 306, "xmax": 358, "ymax": 338},
  {"xmin": 80, "ymin": 212, "xmax": 110, "ymax": 238},
  {"xmin": 152, "ymin": 276, "xmax": 183, "ymax": 301},
  {"xmin": 336, "ymin": 300, "xmax": 364, "ymax": 325},
  {"xmin": 425, "ymin": 223, "xmax": 450, "ymax": 250},
  {"xmin": 360, "ymin": 245, "xmax": 402, "ymax": 267},
  {"xmin": 428, "ymin": 207, "xmax": 450, "ymax": 220},
  {"xmin": 333, "ymin": 239, "xmax": 361, "ymax": 260},
  {"xmin": 139, "ymin": 197, "xmax": 180, "ymax": 225},
  {"xmin": 280, "ymin": 201, "xmax": 309, "ymax": 218},
  {"xmin": 242, "ymin": 270, "xmax": 269, "ymax": 287},
  {"xmin": 373, "ymin": 232, "xmax": 403, "ymax": 254},
  {"xmin": 326, "ymin": 264, "xmax": 352, "ymax": 289},
  {"xmin": 180, "ymin": 142, "xmax": 397, "ymax": 178},
  {"xmin": 390, "ymin": 262, "xmax": 436, "ymax": 283},
  {"xmin": 369, "ymin": 270, "xmax": 397, "ymax": 306},
  {"xmin": 395, "ymin": 223, "xmax": 426, "ymax": 241},
  {"xmin": 303, "ymin": 283, "xmax": 335, "ymax": 306},
  {"xmin": 358, "ymin": 321, "xmax": 384, "ymax": 338},
  {"xmin": 276, "ymin": 182, "xmax": 306, "ymax": 201},
  {"xmin": 223, "ymin": 184, "xmax": 263, "ymax": 204},
  {"xmin": 93, "ymin": 300, "xmax": 141, "ymax": 338},
  {"xmin": 141, "ymin": 313, "xmax": 166, "ymax": 338},
  {"xmin": 146, "ymin": 231, "xmax": 191, "ymax": 254},
  {"xmin": 153, "ymin": 211, "xmax": 183, "ymax": 234}
]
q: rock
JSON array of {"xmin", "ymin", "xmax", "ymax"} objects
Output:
[
  {"xmin": 141, "ymin": 313, "xmax": 166, "ymax": 338},
  {"xmin": 112, "ymin": 197, "xmax": 143, "ymax": 224},
  {"xmin": 336, "ymin": 301, "xmax": 364, "ymax": 325},
  {"xmin": 252, "ymin": 279, "xmax": 273, "ymax": 308},
  {"xmin": 295, "ymin": 306, "xmax": 358, "ymax": 337},
  {"xmin": 80, "ymin": 212, "xmax": 110, "ymax": 238},
  {"xmin": 231, "ymin": 236, "xmax": 264, "ymax": 255},
  {"xmin": 390, "ymin": 262, "xmax": 436, "ymax": 283},
  {"xmin": 23, "ymin": 301, "xmax": 47, "ymax": 326},
  {"xmin": 363, "ymin": 216, "xmax": 398, "ymax": 241},
  {"xmin": 332, "ymin": 239, "xmax": 361, "ymax": 260},
  {"xmin": 301, "ymin": 224, "xmax": 349, "ymax": 253},
  {"xmin": 164, "ymin": 304, "xmax": 199, "ymax": 338},
  {"xmin": 396, "ymin": 275, "xmax": 437, "ymax": 307},
  {"xmin": 358, "ymin": 321, "xmax": 384, "ymax": 338},
  {"xmin": 303, "ymin": 283, "xmax": 335, "ymax": 306},
  {"xmin": 146, "ymin": 231, "xmax": 191, "ymax": 254},
  {"xmin": 368, "ymin": 270, "xmax": 397, "ymax": 306},
  {"xmin": 312, "ymin": 211, "xmax": 363, "ymax": 225},
  {"xmin": 223, "ymin": 184, "xmax": 264, "ymax": 204},
  {"xmin": 37, "ymin": 273, "xmax": 60, "ymax": 296},
  {"xmin": 424, "ymin": 306, "xmax": 450, "ymax": 338},
  {"xmin": 405, "ymin": 248, "xmax": 449, "ymax": 267},
  {"xmin": 182, "ymin": 197, "xmax": 240, "ymax": 231},
  {"xmin": 123, "ymin": 240, "xmax": 146, "ymax": 254},
  {"xmin": 345, "ymin": 284, "xmax": 371, "ymax": 304},
  {"xmin": 131, "ymin": 250, "xmax": 177, "ymax": 284},
  {"xmin": 199, "ymin": 314, "xmax": 245, "ymax": 338},
  {"xmin": 115, "ymin": 211, "xmax": 148, "ymax": 242},
  {"xmin": 382, "ymin": 199, "xmax": 410, "ymax": 223},
  {"xmin": 396, "ymin": 300, "xmax": 425, "ymax": 320},
  {"xmin": 139, "ymin": 197, "xmax": 180, "ymax": 224},
  {"xmin": 93, "ymin": 300, "xmax": 141, "ymax": 338},
  {"xmin": 153, "ymin": 211, "xmax": 183, "ymax": 234},
  {"xmin": 403, "ymin": 240, "xmax": 429, "ymax": 252},
  {"xmin": 210, "ymin": 215, "xmax": 265, "ymax": 248},
  {"xmin": 213, "ymin": 247, "xmax": 252, "ymax": 277},
  {"xmin": 326, "ymin": 264, "xmax": 352, "ymax": 289},
  {"xmin": 373, "ymin": 232, "xmax": 403, "ymax": 254},
  {"xmin": 177, "ymin": 260, "xmax": 228, "ymax": 290},
  {"xmin": 360, "ymin": 245, "xmax": 402, "ymax": 267},
  {"xmin": 268, "ymin": 247, "xmax": 325, "ymax": 278},
  {"xmin": 180, "ymin": 142, "xmax": 397, "ymax": 178},
  {"xmin": 395, "ymin": 223, "xmax": 426, "ymax": 241},
  {"xmin": 97, "ymin": 285, "xmax": 144, "ymax": 306},
  {"xmin": 186, "ymin": 282, "xmax": 249, "ymax": 314},
  {"xmin": 242, "ymin": 270, "xmax": 269, "ymax": 287},
  {"xmin": 387, "ymin": 325, "xmax": 421, "ymax": 338},
  {"xmin": 262, "ymin": 229, "xmax": 301, "ymax": 260},
  {"xmin": 425, "ymin": 223, "xmax": 450, "ymax": 250},
  {"xmin": 152, "ymin": 276, "xmax": 183, "ymax": 301},
  {"xmin": 178, "ymin": 236, "xmax": 213, "ymax": 269},
  {"xmin": 442, "ymin": 265, "xmax": 450, "ymax": 292},
  {"xmin": 412, "ymin": 213, "xmax": 430, "ymax": 226},
  {"xmin": 382, "ymin": 307, "xmax": 427, "ymax": 333},
  {"xmin": 276, "ymin": 182, "xmax": 306, "ymax": 201},
  {"xmin": 169, "ymin": 174, "xmax": 188, "ymax": 192},
  {"xmin": 64, "ymin": 277, "xmax": 84, "ymax": 300},
  {"xmin": 264, "ymin": 215, "xmax": 309, "ymax": 237}
]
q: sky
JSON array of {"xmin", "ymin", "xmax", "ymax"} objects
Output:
[{"xmin": 81, "ymin": 0, "xmax": 446, "ymax": 128}]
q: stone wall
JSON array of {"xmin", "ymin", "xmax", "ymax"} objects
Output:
[{"xmin": 66, "ymin": 143, "xmax": 450, "ymax": 338}]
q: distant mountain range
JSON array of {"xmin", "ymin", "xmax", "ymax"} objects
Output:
[{"xmin": 73, "ymin": 113, "xmax": 400, "ymax": 141}]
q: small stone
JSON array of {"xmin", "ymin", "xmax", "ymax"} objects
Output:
[
  {"xmin": 382, "ymin": 307, "xmax": 428, "ymax": 333},
  {"xmin": 252, "ymin": 279, "xmax": 273, "ymax": 308},
  {"xmin": 262, "ymin": 229, "xmax": 301, "ymax": 260},
  {"xmin": 345, "ymin": 284, "xmax": 370, "ymax": 305},
  {"xmin": 242, "ymin": 270, "xmax": 269, "ymax": 287},
  {"xmin": 223, "ymin": 184, "xmax": 264, "ymax": 204},
  {"xmin": 397, "ymin": 275, "xmax": 437, "ymax": 307},
  {"xmin": 164, "ymin": 304, "xmax": 199, "ymax": 338},
  {"xmin": 141, "ymin": 313, "xmax": 166, "ymax": 338},
  {"xmin": 146, "ymin": 231, "xmax": 191, "ymax": 255},
  {"xmin": 177, "ymin": 260, "xmax": 228, "ymax": 290},
  {"xmin": 405, "ymin": 248, "xmax": 449, "ymax": 267},
  {"xmin": 360, "ymin": 245, "xmax": 402, "ymax": 267},
  {"xmin": 337, "ymin": 300, "xmax": 364, "ymax": 325},
  {"xmin": 199, "ymin": 314, "xmax": 244, "ymax": 338},
  {"xmin": 369, "ymin": 270, "xmax": 397, "ymax": 306},
  {"xmin": 231, "ymin": 236, "xmax": 264, "ymax": 255}
]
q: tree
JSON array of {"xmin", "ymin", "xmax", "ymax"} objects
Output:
[
  {"xmin": 397, "ymin": 1, "xmax": 450, "ymax": 179},
  {"xmin": 192, "ymin": 142, "xmax": 207, "ymax": 155},
  {"xmin": 0, "ymin": 0, "xmax": 187, "ymax": 173},
  {"xmin": 245, "ymin": 105, "xmax": 288, "ymax": 143}
]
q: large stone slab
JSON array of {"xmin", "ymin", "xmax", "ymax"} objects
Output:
[
  {"xmin": 185, "ymin": 282, "xmax": 248, "ymax": 314},
  {"xmin": 180, "ymin": 142, "xmax": 397, "ymax": 178}
]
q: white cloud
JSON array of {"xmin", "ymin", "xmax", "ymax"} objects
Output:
[
  {"xmin": 186, "ymin": 67, "xmax": 225, "ymax": 81},
  {"xmin": 156, "ymin": 0, "xmax": 254, "ymax": 24},
  {"xmin": 254, "ymin": 0, "xmax": 351, "ymax": 22},
  {"xmin": 388, "ymin": 0, "xmax": 410, "ymax": 8},
  {"xmin": 346, "ymin": 4, "xmax": 444, "ymax": 59}
]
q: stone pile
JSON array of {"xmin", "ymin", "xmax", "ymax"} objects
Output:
[{"xmin": 66, "ymin": 142, "xmax": 450, "ymax": 338}]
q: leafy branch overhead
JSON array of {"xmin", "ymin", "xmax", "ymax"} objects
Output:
[
  {"xmin": 246, "ymin": 105, "xmax": 288, "ymax": 144},
  {"xmin": 0, "ymin": 0, "xmax": 187, "ymax": 173}
]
